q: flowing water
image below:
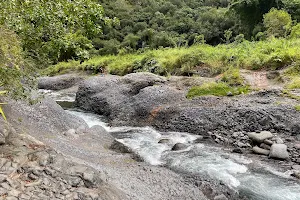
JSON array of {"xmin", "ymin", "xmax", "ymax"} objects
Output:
[
  {"xmin": 67, "ymin": 109, "xmax": 300, "ymax": 200},
  {"xmin": 41, "ymin": 89, "xmax": 300, "ymax": 200}
]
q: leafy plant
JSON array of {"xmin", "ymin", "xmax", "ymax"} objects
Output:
[{"xmin": 0, "ymin": 0, "xmax": 110, "ymax": 67}]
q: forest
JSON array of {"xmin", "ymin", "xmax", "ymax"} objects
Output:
[{"xmin": 1, "ymin": 0, "xmax": 300, "ymax": 99}]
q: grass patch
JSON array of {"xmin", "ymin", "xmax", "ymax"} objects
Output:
[
  {"xmin": 295, "ymin": 105, "xmax": 300, "ymax": 111},
  {"xmin": 186, "ymin": 82, "xmax": 250, "ymax": 99},
  {"xmin": 286, "ymin": 77, "xmax": 300, "ymax": 89},
  {"xmin": 43, "ymin": 38, "xmax": 300, "ymax": 77}
]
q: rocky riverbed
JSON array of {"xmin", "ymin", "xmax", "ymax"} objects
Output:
[{"xmin": 1, "ymin": 71, "xmax": 300, "ymax": 200}]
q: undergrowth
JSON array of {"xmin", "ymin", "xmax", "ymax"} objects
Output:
[{"xmin": 43, "ymin": 38, "xmax": 300, "ymax": 77}]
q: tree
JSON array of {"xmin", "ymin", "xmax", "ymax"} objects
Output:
[
  {"xmin": 263, "ymin": 8, "xmax": 292, "ymax": 37},
  {"xmin": 0, "ymin": 0, "xmax": 108, "ymax": 67},
  {"xmin": 0, "ymin": 25, "xmax": 34, "ymax": 115},
  {"xmin": 231, "ymin": 0, "xmax": 283, "ymax": 37}
]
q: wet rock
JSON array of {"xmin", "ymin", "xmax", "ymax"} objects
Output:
[
  {"xmin": 248, "ymin": 131, "xmax": 273, "ymax": 143},
  {"xmin": 171, "ymin": 143, "xmax": 188, "ymax": 151},
  {"xmin": 232, "ymin": 148, "xmax": 243, "ymax": 154},
  {"xmin": 269, "ymin": 144, "xmax": 289, "ymax": 160},
  {"xmin": 158, "ymin": 139, "xmax": 170, "ymax": 144},
  {"xmin": 89, "ymin": 125, "xmax": 114, "ymax": 148},
  {"xmin": 260, "ymin": 143, "xmax": 271, "ymax": 150},
  {"xmin": 110, "ymin": 140, "xmax": 132, "ymax": 153},
  {"xmin": 252, "ymin": 146, "xmax": 270, "ymax": 156},
  {"xmin": 38, "ymin": 74, "xmax": 84, "ymax": 90}
]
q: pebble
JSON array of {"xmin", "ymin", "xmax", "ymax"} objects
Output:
[
  {"xmin": 252, "ymin": 146, "xmax": 270, "ymax": 156},
  {"xmin": 264, "ymin": 139, "xmax": 273, "ymax": 145},
  {"xmin": 292, "ymin": 165, "xmax": 300, "ymax": 170},
  {"xmin": 260, "ymin": 143, "xmax": 271, "ymax": 150}
]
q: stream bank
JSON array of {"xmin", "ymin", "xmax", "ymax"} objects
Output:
[{"xmin": 36, "ymin": 72, "xmax": 300, "ymax": 199}]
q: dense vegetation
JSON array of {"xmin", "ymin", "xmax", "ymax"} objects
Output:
[{"xmin": 1, "ymin": 0, "xmax": 300, "ymax": 107}]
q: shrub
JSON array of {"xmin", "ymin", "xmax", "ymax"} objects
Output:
[
  {"xmin": 290, "ymin": 24, "xmax": 300, "ymax": 39},
  {"xmin": 263, "ymin": 8, "xmax": 292, "ymax": 38}
]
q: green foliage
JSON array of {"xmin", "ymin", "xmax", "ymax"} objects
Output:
[
  {"xmin": 96, "ymin": 0, "xmax": 240, "ymax": 56},
  {"xmin": 286, "ymin": 77, "xmax": 300, "ymax": 89},
  {"xmin": 0, "ymin": 0, "xmax": 108, "ymax": 67},
  {"xmin": 0, "ymin": 91, "xmax": 7, "ymax": 120},
  {"xmin": 290, "ymin": 23, "xmax": 300, "ymax": 38},
  {"xmin": 221, "ymin": 68, "xmax": 244, "ymax": 86},
  {"xmin": 45, "ymin": 38, "xmax": 300, "ymax": 76},
  {"xmin": 0, "ymin": 27, "xmax": 33, "ymax": 98},
  {"xmin": 295, "ymin": 105, "xmax": 300, "ymax": 111},
  {"xmin": 186, "ymin": 82, "xmax": 249, "ymax": 98},
  {"xmin": 231, "ymin": 0, "xmax": 283, "ymax": 37},
  {"xmin": 263, "ymin": 8, "xmax": 292, "ymax": 38}
]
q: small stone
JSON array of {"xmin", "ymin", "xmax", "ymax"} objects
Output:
[
  {"xmin": 214, "ymin": 194, "xmax": 228, "ymax": 200},
  {"xmin": 252, "ymin": 146, "xmax": 270, "ymax": 156},
  {"xmin": 171, "ymin": 143, "xmax": 188, "ymax": 151},
  {"xmin": 294, "ymin": 143, "xmax": 300, "ymax": 149},
  {"xmin": 237, "ymin": 142, "xmax": 247, "ymax": 148},
  {"xmin": 269, "ymin": 144, "xmax": 289, "ymax": 160},
  {"xmin": 28, "ymin": 173, "xmax": 38, "ymax": 180},
  {"xmin": 292, "ymin": 165, "xmax": 300, "ymax": 170},
  {"xmin": 248, "ymin": 131, "xmax": 273, "ymax": 143},
  {"xmin": 227, "ymin": 92, "xmax": 233, "ymax": 96},
  {"xmin": 19, "ymin": 193, "xmax": 31, "ymax": 200},
  {"xmin": 0, "ymin": 187, "xmax": 7, "ymax": 195},
  {"xmin": 232, "ymin": 132, "xmax": 240, "ymax": 138},
  {"xmin": 1, "ymin": 182, "xmax": 11, "ymax": 190},
  {"xmin": 286, "ymin": 137, "xmax": 294, "ymax": 142},
  {"xmin": 158, "ymin": 139, "xmax": 170, "ymax": 144},
  {"xmin": 275, "ymin": 137, "xmax": 284, "ymax": 144},
  {"xmin": 0, "ymin": 174, "xmax": 6, "ymax": 182},
  {"xmin": 8, "ymin": 189, "xmax": 21, "ymax": 197},
  {"xmin": 232, "ymin": 148, "xmax": 243, "ymax": 154},
  {"xmin": 264, "ymin": 139, "xmax": 273, "ymax": 145},
  {"xmin": 260, "ymin": 143, "xmax": 271, "ymax": 150},
  {"xmin": 292, "ymin": 171, "xmax": 300, "ymax": 179}
]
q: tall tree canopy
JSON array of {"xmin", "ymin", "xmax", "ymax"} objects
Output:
[{"xmin": 0, "ymin": 0, "xmax": 108, "ymax": 67}]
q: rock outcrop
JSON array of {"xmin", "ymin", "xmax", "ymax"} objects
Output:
[{"xmin": 38, "ymin": 74, "xmax": 84, "ymax": 90}]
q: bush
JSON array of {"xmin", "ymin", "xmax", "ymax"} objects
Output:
[{"xmin": 263, "ymin": 8, "xmax": 292, "ymax": 38}]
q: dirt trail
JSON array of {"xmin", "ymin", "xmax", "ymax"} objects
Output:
[{"xmin": 240, "ymin": 70, "xmax": 283, "ymax": 90}]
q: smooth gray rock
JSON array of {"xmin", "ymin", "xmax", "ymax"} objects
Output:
[
  {"xmin": 260, "ymin": 143, "xmax": 271, "ymax": 150},
  {"xmin": 110, "ymin": 140, "xmax": 132, "ymax": 153},
  {"xmin": 248, "ymin": 131, "xmax": 273, "ymax": 143},
  {"xmin": 269, "ymin": 144, "xmax": 289, "ymax": 160},
  {"xmin": 38, "ymin": 74, "xmax": 84, "ymax": 90},
  {"xmin": 158, "ymin": 139, "xmax": 171, "ymax": 144},
  {"xmin": 252, "ymin": 146, "xmax": 270, "ymax": 156},
  {"xmin": 171, "ymin": 143, "xmax": 188, "ymax": 151}
]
